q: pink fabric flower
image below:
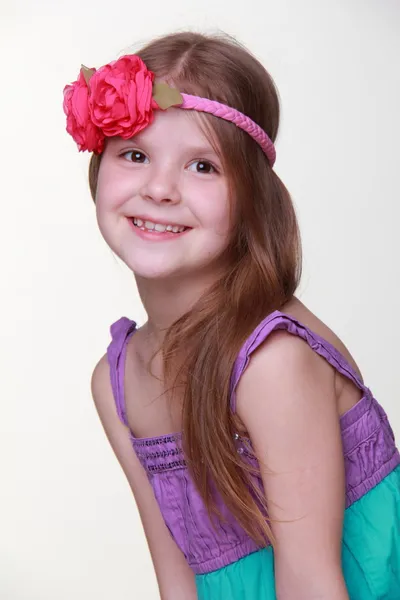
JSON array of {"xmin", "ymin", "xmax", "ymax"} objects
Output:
[
  {"xmin": 63, "ymin": 69, "xmax": 104, "ymax": 153},
  {"xmin": 87, "ymin": 55, "xmax": 157, "ymax": 142}
]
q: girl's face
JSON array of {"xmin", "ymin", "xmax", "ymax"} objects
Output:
[{"xmin": 95, "ymin": 108, "xmax": 233, "ymax": 281}]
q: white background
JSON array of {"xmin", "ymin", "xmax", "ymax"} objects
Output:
[{"xmin": 1, "ymin": 0, "xmax": 399, "ymax": 598}]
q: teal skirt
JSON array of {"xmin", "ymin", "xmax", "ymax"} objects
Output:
[{"xmin": 196, "ymin": 465, "xmax": 400, "ymax": 599}]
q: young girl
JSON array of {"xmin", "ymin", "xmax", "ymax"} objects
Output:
[{"xmin": 63, "ymin": 32, "xmax": 400, "ymax": 599}]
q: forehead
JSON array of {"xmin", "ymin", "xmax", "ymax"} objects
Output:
[
  {"xmin": 109, "ymin": 108, "xmax": 217, "ymax": 152},
  {"xmin": 113, "ymin": 108, "xmax": 209, "ymax": 144}
]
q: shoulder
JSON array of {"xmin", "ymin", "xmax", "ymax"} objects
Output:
[
  {"xmin": 237, "ymin": 327, "xmax": 335, "ymax": 399},
  {"xmin": 91, "ymin": 353, "xmax": 116, "ymax": 426},
  {"xmin": 235, "ymin": 329, "xmax": 338, "ymax": 454},
  {"xmin": 90, "ymin": 352, "xmax": 124, "ymax": 433},
  {"xmin": 91, "ymin": 353, "xmax": 111, "ymax": 405}
]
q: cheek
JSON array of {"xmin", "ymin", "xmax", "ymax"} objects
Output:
[
  {"xmin": 95, "ymin": 156, "xmax": 130, "ymax": 213},
  {"xmin": 95, "ymin": 161, "xmax": 109, "ymax": 207},
  {"xmin": 94, "ymin": 163, "xmax": 123, "ymax": 236},
  {"xmin": 200, "ymin": 188, "xmax": 233, "ymax": 240}
]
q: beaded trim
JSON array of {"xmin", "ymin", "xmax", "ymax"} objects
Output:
[
  {"xmin": 147, "ymin": 460, "xmax": 187, "ymax": 473},
  {"xmin": 136, "ymin": 448, "xmax": 183, "ymax": 460},
  {"xmin": 130, "ymin": 433, "xmax": 181, "ymax": 447}
]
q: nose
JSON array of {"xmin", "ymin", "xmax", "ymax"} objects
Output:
[{"xmin": 139, "ymin": 164, "xmax": 182, "ymax": 205}]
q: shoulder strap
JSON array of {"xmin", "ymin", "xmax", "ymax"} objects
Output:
[
  {"xmin": 230, "ymin": 310, "xmax": 368, "ymax": 413},
  {"xmin": 106, "ymin": 317, "xmax": 137, "ymax": 426}
]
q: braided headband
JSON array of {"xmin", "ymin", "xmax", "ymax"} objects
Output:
[{"xmin": 63, "ymin": 54, "xmax": 276, "ymax": 167}]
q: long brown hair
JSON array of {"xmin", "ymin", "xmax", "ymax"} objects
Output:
[{"xmin": 89, "ymin": 32, "xmax": 302, "ymax": 546}]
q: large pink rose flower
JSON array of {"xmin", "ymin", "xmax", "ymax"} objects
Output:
[
  {"xmin": 63, "ymin": 69, "xmax": 104, "ymax": 153},
  {"xmin": 87, "ymin": 55, "xmax": 157, "ymax": 141}
]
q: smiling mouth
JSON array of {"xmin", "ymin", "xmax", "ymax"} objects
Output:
[{"xmin": 131, "ymin": 217, "xmax": 189, "ymax": 234}]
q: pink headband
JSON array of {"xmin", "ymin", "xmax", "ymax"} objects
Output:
[{"xmin": 63, "ymin": 54, "xmax": 276, "ymax": 167}]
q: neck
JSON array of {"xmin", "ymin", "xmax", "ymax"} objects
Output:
[{"xmin": 135, "ymin": 271, "xmax": 218, "ymax": 345}]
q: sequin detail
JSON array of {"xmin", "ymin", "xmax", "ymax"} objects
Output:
[{"xmin": 233, "ymin": 431, "xmax": 253, "ymax": 457}]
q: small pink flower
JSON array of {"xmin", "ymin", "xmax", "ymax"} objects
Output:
[
  {"xmin": 87, "ymin": 55, "xmax": 157, "ymax": 141},
  {"xmin": 63, "ymin": 69, "xmax": 104, "ymax": 153}
]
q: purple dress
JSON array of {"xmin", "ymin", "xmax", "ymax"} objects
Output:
[{"xmin": 107, "ymin": 310, "xmax": 400, "ymax": 599}]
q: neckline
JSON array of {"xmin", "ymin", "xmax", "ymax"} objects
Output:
[{"xmin": 122, "ymin": 309, "xmax": 369, "ymax": 444}]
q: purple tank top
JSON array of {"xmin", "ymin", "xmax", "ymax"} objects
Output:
[{"xmin": 106, "ymin": 311, "xmax": 400, "ymax": 575}]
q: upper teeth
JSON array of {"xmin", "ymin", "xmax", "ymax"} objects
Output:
[{"xmin": 133, "ymin": 218, "xmax": 186, "ymax": 233}]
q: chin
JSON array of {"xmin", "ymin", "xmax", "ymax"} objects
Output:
[{"xmin": 126, "ymin": 259, "xmax": 185, "ymax": 281}]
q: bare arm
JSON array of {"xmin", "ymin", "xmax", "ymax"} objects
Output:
[
  {"xmin": 91, "ymin": 354, "xmax": 197, "ymax": 600},
  {"xmin": 236, "ymin": 331, "xmax": 350, "ymax": 600}
]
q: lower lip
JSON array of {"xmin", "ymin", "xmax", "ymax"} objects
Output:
[{"xmin": 128, "ymin": 219, "xmax": 190, "ymax": 241}]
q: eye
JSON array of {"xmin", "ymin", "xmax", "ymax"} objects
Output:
[
  {"xmin": 120, "ymin": 150, "xmax": 149, "ymax": 164},
  {"xmin": 188, "ymin": 160, "xmax": 217, "ymax": 174}
]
